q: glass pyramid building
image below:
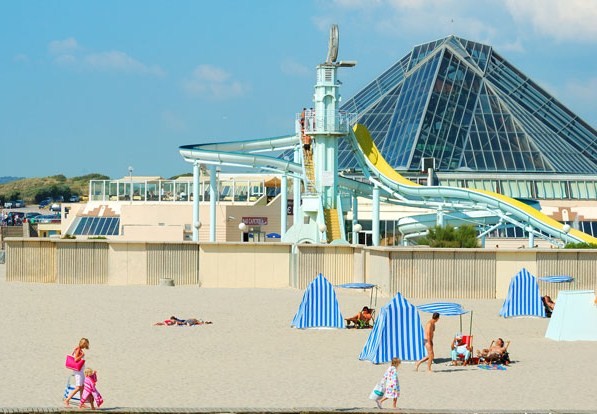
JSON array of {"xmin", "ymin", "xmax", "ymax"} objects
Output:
[{"xmin": 337, "ymin": 36, "xmax": 597, "ymax": 174}]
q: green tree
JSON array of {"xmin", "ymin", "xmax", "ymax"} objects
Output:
[{"xmin": 418, "ymin": 224, "xmax": 479, "ymax": 248}]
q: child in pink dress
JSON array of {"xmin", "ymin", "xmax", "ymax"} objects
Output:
[{"xmin": 80, "ymin": 368, "xmax": 103, "ymax": 409}]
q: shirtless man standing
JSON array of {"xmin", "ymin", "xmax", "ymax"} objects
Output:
[{"xmin": 415, "ymin": 312, "xmax": 440, "ymax": 372}]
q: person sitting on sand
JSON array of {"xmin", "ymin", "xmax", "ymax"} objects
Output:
[
  {"xmin": 345, "ymin": 306, "xmax": 373, "ymax": 328},
  {"xmin": 542, "ymin": 295, "xmax": 556, "ymax": 311},
  {"xmin": 154, "ymin": 316, "xmax": 212, "ymax": 326},
  {"xmin": 542, "ymin": 295, "xmax": 556, "ymax": 317},
  {"xmin": 450, "ymin": 333, "xmax": 471, "ymax": 366}
]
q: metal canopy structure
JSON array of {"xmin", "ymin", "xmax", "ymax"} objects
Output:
[
  {"xmin": 337, "ymin": 282, "xmax": 378, "ymax": 309},
  {"xmin": 337, "ymin": 35, "xmax": 597, "ymax": 174}
]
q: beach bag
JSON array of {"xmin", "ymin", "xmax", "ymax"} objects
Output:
[
  {"xmin": 65, "ymin": 355, "xmax": 85, "ymax": 371},
  {"xmin": 369, "ymin": 380, "xmax": 385, "ymax": 400}
]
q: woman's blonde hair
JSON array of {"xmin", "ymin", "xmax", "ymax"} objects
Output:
[
  {"xmin": 391, "ymin": 357, "xmax": 401, "ymax": 367},
  {"xmin": 84, "ymin": 367, "xmax": 93, "ymax": 376},
  {"xmin": 79, "ymin": 338, "xmax": 89, "ymax": 349}
]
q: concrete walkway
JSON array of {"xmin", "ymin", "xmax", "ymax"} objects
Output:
[{"xmin": 0, "ymin": 408, "xmax": 595, "ymax": 414}]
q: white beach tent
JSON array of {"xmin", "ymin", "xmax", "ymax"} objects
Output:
[
  {"xmin": 499, "ymin": 268, "xmax": 546, "ymax": 318},
  {"xmin": 291, "ymin": 273, "xmax": 344, "ymax": 329},
  {"xmin": 545, "ymin": 290, "xmax": 597, "ymax": 341},
  {"xmin": 359, "ymin": 292, "xmax": 426, "ymax": 363}
]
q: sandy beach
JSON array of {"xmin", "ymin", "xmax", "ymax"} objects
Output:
[{"xmin": 0, "ymin": 263, "xmax": 595, "ymax": 411}]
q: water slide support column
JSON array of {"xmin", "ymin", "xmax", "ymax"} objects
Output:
[
  {"xmin": 293, "ymin": 147, "xmax": 300, "ymax": 226},
  {"xmin": 192, "ymin": 161, "xmax": 200, "ymax": 242},
  {"xmin": 281, "ymin": 174, "xmax": 288, "ymax": 236},
  {"xmin": 352, "ymin": 192, "xmax": 359, "ymax": 244},
  {"xmin": 528, "ymin": 226, "xmax": 535, "ymax": 248},
  {"xmin": 437, "ymin": 208, "xmax": 444, "ymax": 227},
  {"xmin": 372, "ymin": 185, "xmax": 380, "ymax": 246},
  {"xmin": 209, "ymin": 165, "xmax": 217, "ymax": 242}
]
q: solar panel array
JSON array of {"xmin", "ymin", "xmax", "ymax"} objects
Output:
[{"xmin": 71, "ymin": 217, "xmax": 120, "ymax": 236}]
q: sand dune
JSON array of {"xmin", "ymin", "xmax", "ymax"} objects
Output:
[{"xmin": 0, "ymin": 264, "xmax": 595, "ymax": 411}]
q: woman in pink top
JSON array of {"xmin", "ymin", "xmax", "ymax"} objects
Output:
[{"xmin": 64, "ymin": 337, "xmax": 89, "ymax": 406}]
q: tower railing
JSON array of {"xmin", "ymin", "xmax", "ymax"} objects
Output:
[{"xmin": 297, "ymin": 110, "xmax": 355, "ymax": 136}]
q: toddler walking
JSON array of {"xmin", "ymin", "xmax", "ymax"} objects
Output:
[
  {"xmin": 375, "ymin": 357, "xmax": 401, "ymax": 409},
  {"xmin": 80, "ymin": 368, "xmax": 103, "ymax": 410}
]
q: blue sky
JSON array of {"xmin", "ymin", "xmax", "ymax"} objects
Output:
[{"xmin": 1, "ymin": 0, "xmax": 595, "ymax": 179}]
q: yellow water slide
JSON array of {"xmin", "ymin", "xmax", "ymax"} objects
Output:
[{"xmin": 352, "ymin": 124, "xmax": 597, "ymax": 245}]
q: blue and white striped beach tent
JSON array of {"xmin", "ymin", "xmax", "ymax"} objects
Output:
[
  {"xmin": 499, "ymin": 268, "xmax": 546, "ymax": 318},
  {"xmin": 359, "ymin": 292, "xmax": 426, "ymax": 363},
  {"xmin": 291, "ymin": 273, "xmax": 344, "ymax": 329}
]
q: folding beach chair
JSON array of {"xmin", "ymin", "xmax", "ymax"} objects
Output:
[
  {"xmin": 63, "ymin": 374, "xmax": 80, "ymax": 406},
  {"xmin": 479, "ymin": 340, "xmax": 511, "ymax": 365}
]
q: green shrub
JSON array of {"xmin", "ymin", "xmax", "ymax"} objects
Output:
[
  {"xmin": 564, "ymin": 242, "xmax": 597, "ymax": 249},
  {"xmin": 418, "ymin": 224, "xmax": 479, "ymax": 248}
]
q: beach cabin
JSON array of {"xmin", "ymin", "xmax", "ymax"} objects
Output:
[
  {"xmin": 545, "ymin": 290, "xmax": 597, "ymax": 341},
  {"xmin": 291, "ymin": 273, "xmax": 344, "ymax": 329},
  {"xmin": 359, "ymin": 292, "xmax": 426, "ymax": 363},
  {"xmin": 499, "ymin": 268, "xmax": 546, "ymax": 318}
]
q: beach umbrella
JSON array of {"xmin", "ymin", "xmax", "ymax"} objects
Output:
[
  {"xmin": 417, "ymin": 302, "xmax": 472, "ymax": 335},
  {"xmin": 291, "ymin": 273, "xmax": 344, "ymax": 329},
  {"xmin": 537, "ymin": 276, "xmax": 574, "ymax": 283},
  {"xmin": 359, "ymin": 292, "xmax": 426, "ymax": 363}
]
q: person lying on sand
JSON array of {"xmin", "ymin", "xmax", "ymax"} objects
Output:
[{"xmin": 154, "ymin": 316, "xmax": 213, "ymax": 326}]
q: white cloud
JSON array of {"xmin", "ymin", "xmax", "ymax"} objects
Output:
[
  {"xmin": 338, "ymin": 0, "xmax": 499, "ymax": 43},
  {"xmin": 84, "ymin": 51, "xmax": 165, "ymax": 76},
  {"xmin": 497, "ymin": 38, "xmax": 525, "ymax": 54},
  {"xmin": 53, "ymin": 54, "xmax": 77, "ymax": 66},
  {"xmin": 47, "ymin": 37, "xmax": 165, "ymax": 76},
  {"xmin": 280, "ymin": 58, "xmax": 310, "ymax": 77},
  {"xmin": 332, "ymin": 0, "xmax": 383, "ymax": 9},
  {"xmin": 387, "ymin": 0, "xmax": 442, "ymax": 10},
  {"xmin": 48, "ymin": 37, "xmax": 79, "ymax": 55},
  {"xmin": 183, "ymin": 64, "xmax": 249, "ymax": 100},
  {"xmin": 191, "ymin": 65, "xmax": 229, "ymax": 83},
  {"xmin": 505, "ymin": 0, "xmax": 597, "ymax": 42}
]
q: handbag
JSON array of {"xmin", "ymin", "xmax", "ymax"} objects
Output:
[
  {"xmin": 369, "ymin": 380, "xmax": 385, "ymax": 400},
  {"xmin": 65, "ymin": 354, "xmax": 85, "ymax": 371}
]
